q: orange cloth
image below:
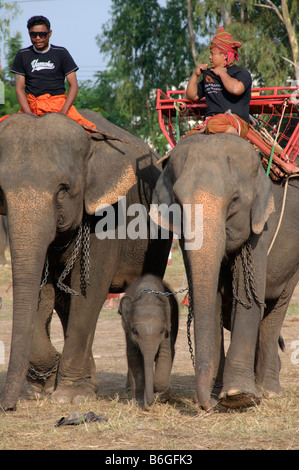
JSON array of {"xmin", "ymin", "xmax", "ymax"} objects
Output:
[
  {"xmin": 22, "ymin": 93, "xmax": 96, "ymax": 129},
  {"xmin": 211, "ymin": 27, "xmax": 242, "ymax": 64},
  {"xmin": 205, "ymin": 113, "xmax": 249, "ymax": 138},
  {"xmin": 0, "ymin": 114, "xmax": 9, "ymax": 123},
  {"xmin": 0, "ymin": 93, "xmax": 96, "ymax": 130}
]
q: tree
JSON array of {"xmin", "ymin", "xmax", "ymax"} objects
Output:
[
  {"xmin": 254, "ymin": 0, "xmax": 298, "ymax": 81},
  {"xmin": 0, "ymin": 32, "xmax": 22, "ymax": 116},
  {"xmin": 0, "ymin": 1, "xmax": 20, "ymax": 76},
  {"xmin": 3, "ymin": 32, "xmax": 22, "ymax": 81},
  {"xmin": 95, "ymin": 0, "xmax": 203, "ymax": 153}
]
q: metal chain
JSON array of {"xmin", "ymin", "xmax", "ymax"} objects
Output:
[
  {"xmin": 80, "ymin": 214, "xmax": 91, "ymax": 295},
  {"xmin": 186, "ymin": 285, "xmax": 195, "ymax": 368},
  {"xmin": 40, "ymin": 255, "xmax": 49, "ymax": 290},
  {"xmin": 135, "ymin": 286, "xmax": 189, "ymax": 300},
  {"xmin": 26, "ymin": 353, "xmax": 60, "ymax": 382},
  {"xmin": 39, "ymin": 215, "xmax": 91, "ymax": 296},
  {"xmin": 232, "ymin": 240, "xmax": 266, "ymax": 309},
  {"xmin": 57, "ymin": 224, "xmax": 83, "ymax": 296}
]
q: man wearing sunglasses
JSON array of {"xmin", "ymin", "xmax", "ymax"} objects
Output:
[{"xmin": 7, "ymin": 15, "xmax": 95, "ymax": 129}]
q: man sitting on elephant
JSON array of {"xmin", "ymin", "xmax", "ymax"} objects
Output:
[
  {"xmin": 0, "ymin": 15, "xmax": 96, "ymax": 131},
  {"xmin": 186, "ymin": 27, "xmax": 252, "ymax": 139}
]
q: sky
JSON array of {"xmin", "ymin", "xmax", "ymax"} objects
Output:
[{"xmin": 2, "ymin": 0, "xmax": 114, "ymax": 82}]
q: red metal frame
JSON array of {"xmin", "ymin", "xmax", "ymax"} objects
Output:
[{"xmin": 156, "ymin": 86, "xmax": 299, "ymax": 163}]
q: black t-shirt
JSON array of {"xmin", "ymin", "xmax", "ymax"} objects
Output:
[
  {"xmin": 197, "ymin": 65, "xmax": 252, "ymax": 123},
  {"xmin": 11, "ymin": 45, "xmax": 79, "ymax": 97}
]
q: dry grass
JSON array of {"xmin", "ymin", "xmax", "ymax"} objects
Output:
[{"xmin": 0, "ymin": 248, "xmax": 298, "ymax": 450}]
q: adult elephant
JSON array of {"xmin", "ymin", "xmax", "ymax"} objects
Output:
[
  {"xmin": 0, "ymin": 111, "xmax": 170, "ymax": 411},
  {"xmin": 151, "ymin": 132, "xmax": 280, "ymax": 410}
]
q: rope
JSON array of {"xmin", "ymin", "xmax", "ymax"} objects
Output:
[
  {"xmin": 267, "ymin": 177, "xmax": 289, "ymax": 255},
  {"xmin": 173, "ymin": 101, "xmax": 187, "ymax": 143},
  {"xmin": 266, "ymin": 99, "xmax": 288, "ymax": 176}
]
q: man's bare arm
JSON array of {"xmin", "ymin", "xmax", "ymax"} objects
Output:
[
  {"xmin": 60, "ymin": 72, "xmax": 79, "ymax": 115},
  {"xmin": 211, "ymin": 66, "xmax": 245, "ymax": 95},
  {"xmin": 15, "ymin": 74, "xmax": 34, "ymax": 114},
  {"xmin": 186, "ymin": 64, "xmax": 208, "ymax": 100}
]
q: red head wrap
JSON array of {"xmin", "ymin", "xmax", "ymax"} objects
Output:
[{"xmin": 211, "ymin": 27, "xmax": 242, "ymax": 64}]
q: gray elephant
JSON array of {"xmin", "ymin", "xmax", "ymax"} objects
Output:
[
  {"xmin": 119, "ymin": 274, "xmax": 178, "ymax": 407},
  {"xmin": 0, "ymin": 111, "xmax": 171, "ymax": 411},
  {"xmin": 151, "ymin": 132, "xmax": 279, "ymax": 410}
]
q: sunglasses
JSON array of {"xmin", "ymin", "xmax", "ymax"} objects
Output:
[{"xmin": 29, "ymin": 31, "xmax": 49, "ymax": 39}]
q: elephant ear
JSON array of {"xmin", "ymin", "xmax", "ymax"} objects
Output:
[
  {"xmin": 118, "ymin": 295, "xmax": 133, "ymax": 323},
  {"xmin": 149, "ymin": 163, "xmax": 181, "ymax": 234},
  {"xmin": 251, "ymin": 163, "xmax": 275, "ymax": 234},
  {"xmin": 161, "ymin": 295, "xmax": 171, "ymax": 337},
  {"xmin": 85, "ymin": 142, "xmax": 137, "ymax": 214}
]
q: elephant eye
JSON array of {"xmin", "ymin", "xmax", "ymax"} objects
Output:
[
  {"xmin": 57, "ymin": 184, "xmax": 70, "ymax": 199},
  {"xmin": 131, "ymin": 327, "xmax": 138, "ymax": 336}
]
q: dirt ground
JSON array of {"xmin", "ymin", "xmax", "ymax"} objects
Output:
[{"xmin": 0, "ymin": 250, "xmax": 298, "ymax": 451}]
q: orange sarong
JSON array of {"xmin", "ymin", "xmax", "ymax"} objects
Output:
[
  {"xmin": 205, "ymin": 113, "xmax": 249, "ymax": 138},
  {"xmin": 0, "ymin": 93, "xmax": 96, "ymax": 130}
]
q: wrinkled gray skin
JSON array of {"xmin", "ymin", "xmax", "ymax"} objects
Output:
[
  {"xmin": 119, "ymin": 274, "xmax": 178, "ymax": 407},
  {"xmin": 0, "ymin": 111, "xmax": 171, "ymax": 411},
  {"xmin": 152, "ymin": 133, "xmax": 277, "ymax": 410}
]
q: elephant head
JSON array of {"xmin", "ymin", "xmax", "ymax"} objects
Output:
[
  {"xmin": 151, "ymin": 133, "xmax": 274, "ymax": 410},
  {"xmin": 119, "ymin": 274, "xmax": 178, "ymax": 407},
  {"xmin": 0, "ymin": 112, "xmax": 138, "ymax": 410}
]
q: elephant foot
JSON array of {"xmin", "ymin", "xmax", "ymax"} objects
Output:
[
  {"xmin": 154, "ymin": 387, "xmax": 171, "ymax": 403},
  {"xmin": 24, "ymin": 376, "xmax": 56, "ymax": 399},
  {"xmin": 219, "ymin": 388, "xmax": 261, "ymax": 409},
  {"xmin": 193, "ymin": 393, "xmax": 219, "ymax": 411},
  {"xmin": 50, "ymin": 382, "xmax": 98, "ymax": 405},
  {"xmin": 257, "ymin": 380, "xmax": 286, "ymax": 399}
]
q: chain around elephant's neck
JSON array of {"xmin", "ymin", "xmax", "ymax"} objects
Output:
[{"xmin": 40, "ymin": 215, "xmax": 91, "ymax": 296}]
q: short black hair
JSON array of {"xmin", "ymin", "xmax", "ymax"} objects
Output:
[{"xmin": 27, "ymin": 16, "xmax": 51, "ymax": 31}]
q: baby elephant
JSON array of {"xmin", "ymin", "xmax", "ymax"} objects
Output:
[{"xmin": 119, "ymin": 274, "xmax": 179, "ymax": 407}]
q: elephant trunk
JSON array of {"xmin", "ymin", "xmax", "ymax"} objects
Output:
[
  {"xmin": 142, "ymin": 346, "xmax": 158, "ymax": 407},
  {"xmin": 184, "ymin": 195, "xmax": 226, "ymax": 410},
  {"xmin": 1, "ymin": 189, "xmax": 56, "ymax": 411}
]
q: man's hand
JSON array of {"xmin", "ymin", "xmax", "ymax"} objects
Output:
[
  {"xmin": 15, "ymin": 74, "xmax": 36, "ymax": 115},
  {"xmin": 194, "ymin": 63, "xmax": 208, "ymax": 76},
  {"xmin": 60, "ymin": 72, "xmax": 78, "ymax": 116},
  {"xmin": 213, "ymin": 67, "xmax": 245, "ymax": 96},
  {"xmin": 210, "ymin": 65, "xmax": 227, "ymax": 77}
]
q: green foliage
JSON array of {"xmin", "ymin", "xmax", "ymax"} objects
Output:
[
  {"xmin": 3, "ymin": 32, "xmax": 22, "ymax": 79},
  {"xmin": 0, "ymin": 1, "xmax": 20, "ymax": 44},
  {"xmin": 94, "ymin": 0, "xmax": 203, "ymax": 153},
  {"xmin": 0, "ymin": 81, "xmax": 19, "ymax": 115},
  {"xmin": 0, "ymin": 9, "xmax": 23, "ymax": 117}
]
